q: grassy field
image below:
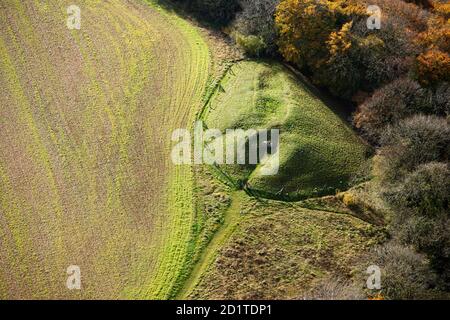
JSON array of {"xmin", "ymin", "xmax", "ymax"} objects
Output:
[
  {"xmin": 0, "ymin": 0, "xmax": 382, "ymax": 300},
  {"xmin": 205, "ymin": 61, "xmax": 370, "ymax": 200},
  {"xmin": 187, "ymin": 193, "xmax": 385, "ymax": 299},
  {"xmin": 175, "ymin": 60, "xmax": 382, "ymax": 299},
  {"xmin": 0, "ymin": 0, "xmax": 210, "ymax": 299}
]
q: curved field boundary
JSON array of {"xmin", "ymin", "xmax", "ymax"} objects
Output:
[
  {"xmin": 0, "ymin": 0, "xmax": 210, "ymax": 299},
  {"xmin": 130, "ymin": 0, "xmax": 211, "ymax": 300},
  {"xmin": 177, "ymin": 191, "xmax": 246, "ymax": 299}
]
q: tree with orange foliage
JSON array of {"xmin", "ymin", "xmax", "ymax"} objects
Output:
[
  {"xmin": 275, "ymin": 0, "xmax": 337, "ymax": 70},
  {"xmin": 404, "ymin": 0, "xmax": 434, "ymax": 9},
  {"xmin": 417, "ymin": 15, "xmax": 450, "ymax": 52},
  {"xmin": 275, "ymin": 0, "xmax": 369, "ymax": 97},
  {"xmin": 275, "ymin": 0, "xmax": 365, "ymax": 70},
  {"xmin": 433, "ymin": 1, "xmax": 450, "ymax": 19},
  {"xmin": 415, "ymin": 2, "xmax": 450, "ymax": 86},
  {"xmin": 416, "ymin": 49, "xmax": 450, "ymax": 86}
]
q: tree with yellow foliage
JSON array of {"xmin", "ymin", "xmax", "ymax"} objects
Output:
[
  {"xmin": 416, "ymin": 49, "xmax": 450, "ymax": 86},
  {"xmin": 275, "ymin": 0, "xmax": 366, "ymax": 69},
  {"xmin": 275, "ymin": 0, "xmax": 373, "ymax": 97},
  {"xmin": 327, "ymin": 21, "xmax": 354, "ymax": 59},
  {"xmin": 320, "ymin": 21, "xmax": 365, "ymax": 97},
  {"xmin": 415, "ymin": 3, "xmax": 450, "ymax": 86},
  {"xmin": 275, "ymin": 0, "xmax": 337, "ymax": 70}
]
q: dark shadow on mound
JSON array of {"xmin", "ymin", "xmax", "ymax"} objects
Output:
[{"xmin": 283, "ymin": 62, "xmax": 355, "ymax": 123}]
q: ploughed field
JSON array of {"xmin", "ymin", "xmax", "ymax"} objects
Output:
[
  {"xmin": 0, "ymin": 0, "xmax": 380, "ymax": 301},
  {"xmin": 0, "ymin": 0, "xmax": 210, "ymax": 299}
]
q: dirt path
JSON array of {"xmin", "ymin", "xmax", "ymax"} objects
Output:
[{"xmin": 178, "ymin": 191, "xmax": 246, "ymax": 299}]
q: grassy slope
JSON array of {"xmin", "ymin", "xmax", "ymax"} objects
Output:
[
  {"xmin": 178, "ymin": 60, "xmax": 382, "ymax": 299},
  {"xmin": 178, "ymin": 190, "xmax": 244, "ymax": 298},
  {"xmin": 189, "ymin": 194, "xmax": 385, "ymax": 299},
  {"xmin": 0, "ymin": 0, "xmax": 209, "ymax": 299},
  {"xmin": 206, "ymin": 61, "xmax": 370, "ymax": 199}
]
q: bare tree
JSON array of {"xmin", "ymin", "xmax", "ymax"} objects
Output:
[{"xmin": 233, "ymin": 0, "xmax": 280, "ymax": 54}]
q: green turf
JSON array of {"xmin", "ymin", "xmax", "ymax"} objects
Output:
[
  {"xmin": 188, "ymin": 193, "xmax": 386, "ymax": 299},
  {"xmin": 205, "ymin": 61, "xmax": 370, "ymax": 200}
]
